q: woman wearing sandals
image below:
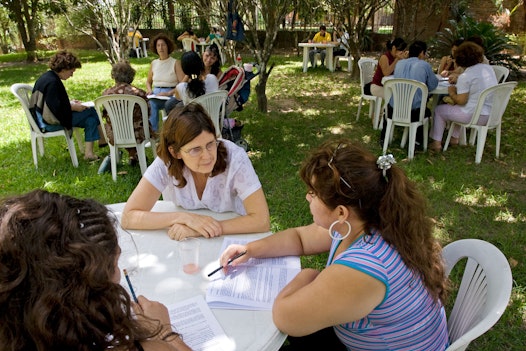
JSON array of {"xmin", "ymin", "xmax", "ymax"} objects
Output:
[{"xmin": 219, "ymin": 139, "xmax": 450, "ymax": 351}]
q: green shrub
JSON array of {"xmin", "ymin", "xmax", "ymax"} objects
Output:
[{"xmin": 430, "ymin": 15, "xmax": 524, "ymax": 71}]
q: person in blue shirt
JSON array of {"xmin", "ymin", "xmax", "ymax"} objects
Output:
[{"xmin": 381, "ymin": 41, "xmax": 438, "ymax": 147}]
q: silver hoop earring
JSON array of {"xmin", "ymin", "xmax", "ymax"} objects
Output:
[{"xmin": 329, "ymin": 220, "xmax": 351, "ymax": 241}]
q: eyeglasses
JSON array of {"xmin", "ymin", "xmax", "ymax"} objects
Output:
[
  {"xmin": 328, "ymin": 143, "xmax": 353, "ymax": 190},
  {"xmin": 181, "ymin": 140, "xmax": 219, "ymax": 157}
]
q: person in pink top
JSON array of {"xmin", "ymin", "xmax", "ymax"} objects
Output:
[{"xmin": 370, "ymin": 38, "xmax": 408, "ymax": 99}]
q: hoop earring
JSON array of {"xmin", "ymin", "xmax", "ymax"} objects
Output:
[{"xmin": 329, "ymin": 220, "xmax": 351, "ymax": 241}]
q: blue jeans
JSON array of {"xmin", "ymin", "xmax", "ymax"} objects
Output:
[
  {"xmin": 149, "ymin": 87, "xmax": 173, "ymax": 132},
  {"xmin": 37, "ymin": 108, "xmax": 100, "ymax": 141}
]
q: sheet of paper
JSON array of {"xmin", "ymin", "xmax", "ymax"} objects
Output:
[
  {"xmin": 168, "ymin": 295, "xmax": 235, "ymax": 351},
  {"xmin": 147, "ymin": 94, "xmax": 171, "ymax": 100},
  {"xmin": 206, "ymin": 237, "xmax": 301, "ymax": 310}
]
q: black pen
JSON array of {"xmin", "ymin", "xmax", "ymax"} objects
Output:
[
  {"xmin": 123, "ymin": 269, "xmax": 138, "ymax": 303},
  {"xmin": 207, "ymin": 250, "xmax": 247, "ymax": 277}
]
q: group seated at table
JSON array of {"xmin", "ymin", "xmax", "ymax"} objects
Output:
[
  {"xmin": 380, "ymin": 40, "xmax": 438, "ymax": 147},
  {"xmin": 430, "ymin": 41, "xmax": 498, "ymax": 152},
  {"xmin": 122, "ymin": 103, "xmax": 270, "ymax": 240}
]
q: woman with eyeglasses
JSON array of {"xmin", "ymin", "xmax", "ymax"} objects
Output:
[
  {"xmin": 218, "ymin": 139, "xmax": 449, "ymax": 351},
  {"xmin": 122, "ymin": 103, "xmax": 270, "ymax": 241}
]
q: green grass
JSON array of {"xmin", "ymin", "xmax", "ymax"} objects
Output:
[{"xmin": 1, "ymin": 50, "xmax": 526, "ymax": 349}]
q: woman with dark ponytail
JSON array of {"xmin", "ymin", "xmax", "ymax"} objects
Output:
[
  {"xmin": 219, "ymin": 139, "xmax": 449, "ymax": 351},
  {"xmin": 176, "ymin": 50, "xmax": 219, "ymax": 105}
]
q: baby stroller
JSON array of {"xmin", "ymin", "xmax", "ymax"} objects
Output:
[{"xmin": 218, "ymin": 64, "xmax": 259, "ymax": 151}]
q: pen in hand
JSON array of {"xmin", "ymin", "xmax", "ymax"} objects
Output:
[
  {"xmin": 123, "ymin": 269, "xmax": 138, "ymax": 303},
  {"xmin": 207, "ymin": 250, "xmax": 247, "ymax": 277}
]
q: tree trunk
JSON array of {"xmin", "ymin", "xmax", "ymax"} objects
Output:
[{"xmin": 255, "ymin": 68, "xmax": 269, "ymax": 113}]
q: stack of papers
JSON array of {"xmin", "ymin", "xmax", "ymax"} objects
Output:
[
  {"xmin": 206, "ymin": 237, "xmax": 301, "ymax": 310},
  {"xmin": 168, "ymin": 295, "xmax": 234, "ymax": 351}
]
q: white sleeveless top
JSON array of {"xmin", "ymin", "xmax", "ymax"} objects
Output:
[{"xmin": 151, "ymin": 57, "xmax": 178, "ymax": 87}]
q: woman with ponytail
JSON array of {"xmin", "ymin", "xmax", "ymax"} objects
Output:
[
  {"xmin": 176, "ymin": 50, "xmax": 219, "ymax": 104},
  {"xmin": 219, "ymin": 139, "xmax": 449, "ymax": 351}
]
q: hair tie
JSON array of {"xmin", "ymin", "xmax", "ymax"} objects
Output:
[
  {"xmin": 190, "ymin": 74, "xmax": 198, "ymax": 80},
  {"xmin": 377, "ymin": 154, "xmax": 396, "ymax": 182}
]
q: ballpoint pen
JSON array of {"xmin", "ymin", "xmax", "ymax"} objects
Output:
[
  {"xmin": 123, "ymin": 269, "xmax": 138, "ymax": 303},
  {"xmin": 207, "ymin": 250, "xmax": 247, "ymax": 277}
]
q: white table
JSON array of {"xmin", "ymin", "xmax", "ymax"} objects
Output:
[
  {"xmin": 196, "ymin": 41, "xmax": 211, "ymax": 56},
  {"xmin": 108, "ymin": 201, "xmax": 286, "ymax": 351},
  {"xmin": 298, "ymin": 42, "xmax": 337, "ymax": 73},
  {"xmin": 141, "ymin": 38, "xmax": 149, "ymax": 57}
]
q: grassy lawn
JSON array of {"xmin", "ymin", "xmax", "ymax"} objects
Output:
[{"xmin": 1, "ymin": 49, "xmax": 525, "ymax": 350}]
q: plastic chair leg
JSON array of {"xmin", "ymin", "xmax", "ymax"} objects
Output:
[
  {"xmin": 65, "ymin": 135, "xmax": 79, "ymax": 167},
  {"xmin": 31, "ymin": 135, "xmax": 39, "ymax": 168},
  {"xmin": 475, "ymin": 129, "xmax": 489, "ymax": 164},
  {"xmin": 136, "ymin": 145, "xmax": 148, "ymax": 175},
  {"xmin": 356, "ymin": 98, "xmax": 363, "ymax": 121},
  {"xmin": 109, "ymin": 146, "xmax": 118, "ymax": 182},
  {"xmin": 495, "ymin": 125, "xmax": 501, "ymax": 158},
  {"xmin": 382, "ymin": 120, "xmax": 393, "ymax": 154}
]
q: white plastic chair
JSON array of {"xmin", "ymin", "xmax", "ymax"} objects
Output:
[
  {"xmin": 443, "ymin": 81, "xmax": 517, "ymax": 164},
  {"xmin": 10, "ymin": 83, "xmax": 83, "ymax": 168},
  {"xmin": 189, "ymin": 90, "xmax": 228, "ymax": 138},
  {"xmin": 356, "ymin": 58, "xmax": 383, "ymax": 130},
  {"xmin": 182, "ymin": 38, "xmax": 199, "ymax": 52},
  {"xmin": 334, "ymin": 48, "xmax": 352, "ymax": 72},
  {"xmin": 442, "ymin": 239, "xmax": 512, "ymax": 351},
  {"xmin": 382, "ymin": 78, "xmax": 429, "ymax": 160},
  {"xmin": 491, "ymin": 65, "xmax": 509, "ymax": 83},
  {"xmin": 94, "ymin": 94, "xmax": 156, "ymax": 181}
]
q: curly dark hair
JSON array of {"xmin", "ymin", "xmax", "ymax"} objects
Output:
[
  {"xmin": 150, "ymin": 33, "xmax": 175, "ymax": 56},
  {"xmin": 158, "ymin": 103, "xmax": 227, "ymax": 187},
  {"xmin": 454, "ymin": 41, "xmax": 484, "ymax": 68},
  {"xmin": 0, "ymin": 190, "xmax": 161, "ymax": 350},
  {"xmin": 111, "ymin": 60, "xmax": 136, "ymax": 84},
  {"xmin": 299, "ymin": 139, "xmax": 448, "ymax": 304},
  {"xmin": 48, "ymin": 50, "xmax": 82, "ymax": 73}
]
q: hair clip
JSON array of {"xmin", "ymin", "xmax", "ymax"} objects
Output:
[
  {"xmin": 77, "ymin": 209, "xmax": 81, "ymax": 214},
  {"xmin": 377, "ymin": 154, "xmax": 396, "ymax": 182},
  {"xmin": 190, "ymin": 74, "xmax": 198, "ymax": 80},
  {"xmin": 79, "ymin": 223, "xmax": 85, "ymax": 229}
]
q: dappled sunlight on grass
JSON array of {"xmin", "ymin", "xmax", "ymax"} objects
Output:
[
  {"xmin": 455, "ymin": 186, "xmax": 508, "ymax": 207},
  {"xmin": 427, "ymin": 177, "xmax": 446, "ymax": 191},
  {"xmin": 495, "ymin": 209, "xmax": 526, "ymax": 223}
]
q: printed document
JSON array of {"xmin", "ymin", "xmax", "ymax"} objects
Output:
[
  {"xmin": 168, "ymin": 295, "xmax": 235, "ymax": 351},
  {"xmin": 206, "ymin": 237, "xmax": 301, "ymax": 310}
]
